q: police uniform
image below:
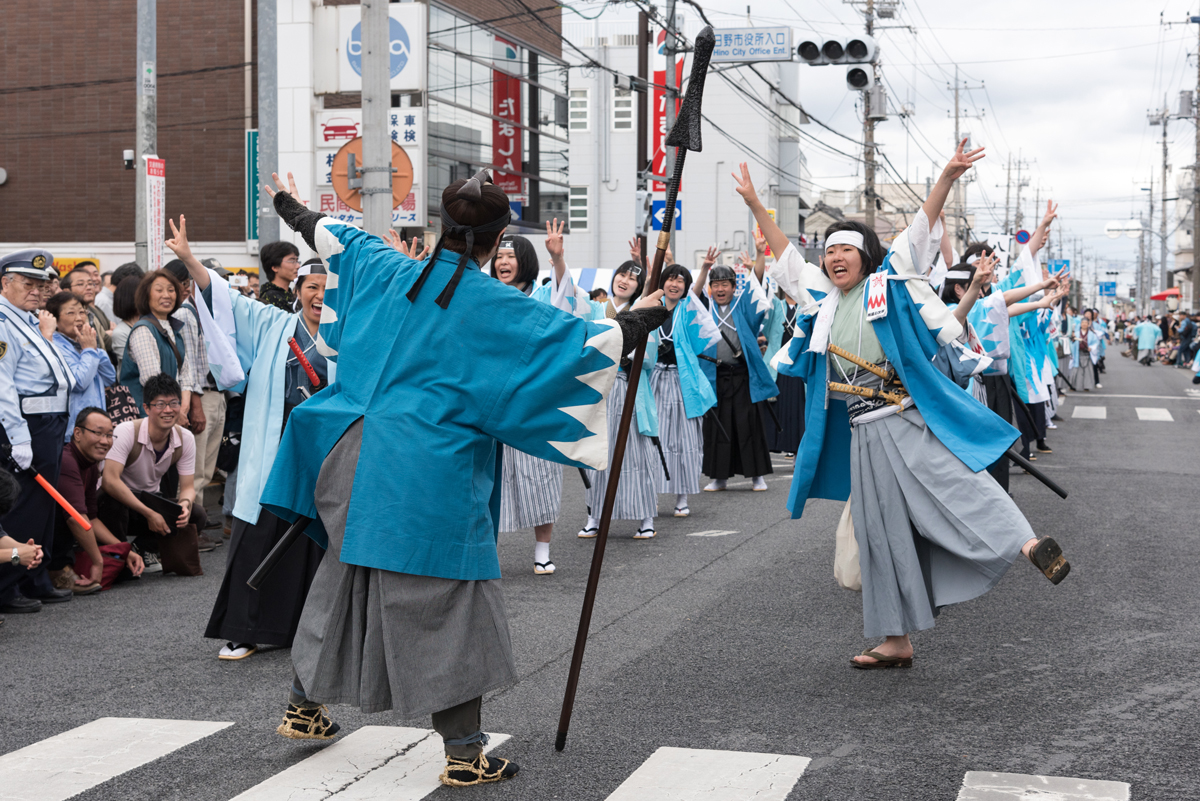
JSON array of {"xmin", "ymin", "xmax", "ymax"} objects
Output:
[{"xmin": 0, "ymin": 249, "xmax": 75, "ymax": 609}]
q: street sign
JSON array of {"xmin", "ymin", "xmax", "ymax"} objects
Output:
[
  {"xmin": 1015, "ymin": 229, "xmax": 1030, "ymax": 244},
  {"xmin": 1099, "ymin": 282, "xmax": 1117, "ymax": 297},
  {"xmin": 711, "ymin": 28, "xmax": 793, "ymax": 63},
  {"xmin": 144, "ymin": 156, "xmax": 166, "ymax": 273},
  {"xmin": 652, "ymin": 199, "xmax": 682, "ymax": 231},
  {"xmin": 245, "ymin": 129, "xmax": 258, "ymax": 247},
  {"xmin": 1048, "ymin": 259, "xmax": 1070, "ymax": 276}
]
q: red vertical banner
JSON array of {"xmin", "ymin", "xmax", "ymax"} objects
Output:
[
  {"xmin": 651, "ymin": 29, "xmax": 684, "ymax": 192},
  {"xmin": 492, "ymin": 37, "xmax": 523, "ymax": 196}
]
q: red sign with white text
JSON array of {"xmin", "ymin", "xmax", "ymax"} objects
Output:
[
  {"xmin": 492, "ymin": 39, "xmax": 523, "ymax": 195},
  {"xmin": 652, "ymin": 28, "xmax": 684, "ymax": 192}
]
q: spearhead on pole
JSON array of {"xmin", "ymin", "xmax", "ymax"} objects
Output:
[{"xmin": 665, "ymin": 26, "xmax": 715, "ymax": 152}]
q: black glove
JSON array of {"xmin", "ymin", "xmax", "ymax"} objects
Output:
[
  {"xmin": 273, "ymin": 191, "xmax": 326, "ymax": 251},
  {"xmin": 614, "ymin": 305, "xmax": 670, "ymax": 356}
]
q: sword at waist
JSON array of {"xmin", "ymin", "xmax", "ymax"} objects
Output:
[
  {"xmin": 827, "ymin": 380, "xmax": 909, "ymax": 407},
  {"xmin": 826, "ymin": 343, "xmax": 891, "ymax": 381}
]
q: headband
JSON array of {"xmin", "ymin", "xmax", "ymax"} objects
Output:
[
  {"xmin": 406, "ymin": 168, "xmax": 512, "ymax": 309},
  {"xmin": 944, "ymin": 270, "xmax": 971, "ymax": 280},
  {"xmin": 826, "ymin": 230, "xmax": 865, "ymax": 250},
  {"xmin": 497, "ymin": 238, "xmax": 516, "ymax": 252},
  {"xmin": 966, "ymin": 253, "xmax": 983, "ymax": 266},
  {"xmin": 290, "ymin": 260, "xmax": 328, "ymax": 310}
]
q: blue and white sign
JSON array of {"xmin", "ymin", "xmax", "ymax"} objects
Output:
[
  {"xmin": 316, "ymin": 4, "xmax": 426, "ymax": 94},
  {"xmin": 711, "ymin": 27, "xmax": 793, "ymax": 63},
  {"xmin": 652, "ymin": 199, "xmax": 682, "ymax": 231},
  {"xmin": 1098, "ymin": 281, "xmax": 1117, "ymax": 297},
  {"xmin": 1048, "ymin": 259, "xmax": 1071, "ymax": 276},
  {"xmin": 346, "ymin": 17, "xmax": 411, "ymax": 79}
]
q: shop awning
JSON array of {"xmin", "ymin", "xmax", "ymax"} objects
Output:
[{"xmin": 1150, "ymin": 287, "xmax": 1181, "ymax": 300}]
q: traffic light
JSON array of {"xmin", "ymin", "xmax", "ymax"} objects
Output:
[
  {"xmin": 846, "ymin": 66, "xmax": 871, "ymax": 90},
  {"xmin": 797, "ymin": 35, "xmax": 876, "ymax": 66}
]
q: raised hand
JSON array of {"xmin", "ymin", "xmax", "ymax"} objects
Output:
[
  {"xmin": 941, "ymin": 138, "xmax": 985, "ymax": 183},
  {"xmin": 383, "ymin": 229, "xmax": 403, "ymax": 251},
  {"xmin": 262, "ymin": 171, "xmax": 305, "ymax": 206},
  {"xmin": 1041, "ymin": 200, "xmax": 1058, "ymax": 229},
  {"xmin": 701, "ymin": 244, "xmax": 721, "ymax": 269},
  {"xmin": 754, "ymin": 230, "xmax": 768, "ymax": 256},
  {"xmin": 545, "ymin": 218, "xmax": 566, "ymax": 262},
  {"xmin": 628, "ymin": 237, "xmax": 643, "ymax": 266},
  {"xmin": 78, "ymin": 319, "xmax": 98, "ymax": 350},
  {"xmin": 37, "ymin": 310, "xmax": 55, "ymax": 341},
  {"xmin": 732, "ymin": 162, "xmax": 759, "ymax": 207},
  {"xmin": 973, "ymin": 251, "xmax": 998, "ymax": 287},
  {"xmin": 165, "ymin": 216, "xmax": 194, "ymax": 262}
]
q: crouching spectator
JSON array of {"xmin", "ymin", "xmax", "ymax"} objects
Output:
[
  {"xmin": 47, "ymin": 408, "xmax": 144, "ymax": 593},
  {"xmin": 0, "ymin": 469, "xmax": 45, "ymax": 627},
  {"xmin": 99, "ymin": 374, "xmax": 209, "ymax": 576}
]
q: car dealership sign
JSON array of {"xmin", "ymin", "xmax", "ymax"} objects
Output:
[{"xmin": 314, "ymin": 3, "xmax": 426, "ymax": 94}]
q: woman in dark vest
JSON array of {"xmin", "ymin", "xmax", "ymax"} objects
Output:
[{"xmin": 119, "ymin": 269, "xmax": 193, "ymax": 416}]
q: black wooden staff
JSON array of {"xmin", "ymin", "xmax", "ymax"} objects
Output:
[{"xmin": 555, "ymin": 25, "xmax": 717, "ymax": 753}]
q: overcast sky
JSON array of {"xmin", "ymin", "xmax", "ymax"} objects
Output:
[{"xmin": 569, "ymin": 0, "xmax": 1200, "ymax": 285}]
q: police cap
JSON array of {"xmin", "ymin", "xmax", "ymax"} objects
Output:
[{"xmin": 0, "ymin": 249, "xmax": 56, "ymax": 281}]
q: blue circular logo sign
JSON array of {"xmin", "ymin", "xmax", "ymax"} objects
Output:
[{"xmin": 346, "ymin": 17, "xmax": 410, "ymax": 79}]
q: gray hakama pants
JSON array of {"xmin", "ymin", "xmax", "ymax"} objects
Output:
[
  {"xmin": 291, "ymin": 419, "xmax": 516, "ymax": 717},
  {"xmin": 585, "ymin": 371, "xmax": 660, "ymax": 521},
  {"xmin": 1070, "ymin": 359, "xmax": 1096, "ymax": 390},
  {"xmin": 498, "ymin": 446, "xmax": 562, "ymax": 531},
  {"xmin": 650, "ymin": 364, "xmax": 703, "ymax": 496},
  {"xmin": 849, "ymin": 408, "xmax": 1034, "ymax": 639}
]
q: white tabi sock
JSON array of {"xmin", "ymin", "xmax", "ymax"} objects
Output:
[
  {"xmin": 640, "ymin": 516, "xmax": 654, "ymax": 530},
  {"xmin": 534, "ymin": 541, "xmax": 550, "ymax": 564},
  {"xmin": 586, "ymin": 515, "xmax": 598, "ymax": 530},
  {"xmin": 675, "ymin": 493, "xmax": 687, "ymax": 508}
]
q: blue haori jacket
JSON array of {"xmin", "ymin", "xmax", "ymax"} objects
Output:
[
  {"xmin": 257, "ymin": 221, "xmax": 624, "ymax": 581},
  {"xmin": 708, "ymin": 273, "xmax": 779, "ymax": 403},
  {"xmin": 664, "ymin": 292, "xmax": 720, "ymax": 419},
  {"xmin": 767, "ymin": 227, "xmax": 1021, "ymax": 519}
]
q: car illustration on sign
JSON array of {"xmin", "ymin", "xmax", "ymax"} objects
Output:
[{"xmin": 321, "ymin": 117, "xmax": 360, "ymax": 142}]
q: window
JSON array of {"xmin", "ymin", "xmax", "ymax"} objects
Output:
[
  {"xmin": 569, "ymin": 186, "xmax": 589, "ymax": 231},
  {"xmin": 569, "ymin": 89, "xmax": 590, "ymax": 131},
  {"xmin": 612, "ymin": 87, "xmax": 633, "ymax": 130}
]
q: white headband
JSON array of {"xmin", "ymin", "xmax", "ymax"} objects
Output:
[
  {"xmin": 944, "ymin": 270, "xmax": 971, "ymax": 280},
  {"xmin": 965, "ymin": 253, "xmax": 983, "ymax": 266},
  {"xmin": 825, "ymin": 231, "xmax": 865, "ymax": 251}
]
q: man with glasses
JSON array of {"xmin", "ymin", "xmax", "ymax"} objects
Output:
[
  {"xmin": 0, "ymin": 249, "xmax": 76, "ymax": 613},
  {"xmin": 258, "ymin": 241, "xmax": 301, "ymax": 312},
  {"xmin": 101, "ymin": 373, "xmax": 207, "ymax": 572},
  {"xmin": 50, "ymin": 408, "xmax": 144, "ymax": 590}
]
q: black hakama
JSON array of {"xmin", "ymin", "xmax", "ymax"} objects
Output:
[
  {"xmin": 763, "ymin": 372, "xmax": 805, "ymax": 454},
  {"xmin": 703, "ymin": 363, "xmax": 773, "ymax": 480}
]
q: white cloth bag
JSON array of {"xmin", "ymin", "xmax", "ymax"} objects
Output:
[{"xmin": 834, "ymin": 499, "xmax": 862, "ymax": 591}]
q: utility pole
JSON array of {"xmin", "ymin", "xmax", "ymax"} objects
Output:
[
  {"xmin": 361, "ymin": 0, "xmax": 391, "ymax": 235},
  {"xmin": 257, "ymin": 0, "xmax": 279, "ymax": 244},
  {"xmin": 663, "ymin": 0, "xmax": 678, "ymax": 253},
  {"xmin": 134, "ymin": 0, "xmax": 156, "ymax": 268},
  {"xmin": 1149, "ymin": 101, "xmax": 1171, "ymax": 294},
  {"xmin": 1002, "ymin": 153, "xmax": 1012, "ymax": 234},
  {"xmin": 863, "ymin": 0, "xmax": 877, "ymax": 231},
  {"xmin": 637, "ymin": 10, "xmax": 650, "ymax": 260},
  {"xmin": 1013, "ymin": 153, "xmax": 1026, "ymax": 231}
]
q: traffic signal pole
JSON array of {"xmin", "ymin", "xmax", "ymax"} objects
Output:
[{"xmin": 863, "ymin": 0, "xmax": 876, "ymax": 231}]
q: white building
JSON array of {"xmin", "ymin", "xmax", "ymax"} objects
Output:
[{"xmin": 561, "ymin": 18, "xmax": 812, "ymax": 284}]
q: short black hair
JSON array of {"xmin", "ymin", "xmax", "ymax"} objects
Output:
[
  {"xmin": 113, "ymin": 275, "xmax": 141, "ymax": 321},
  {"xmin": 142, "ymin": 373, "xmax": 182, "ymax": 407},
  {"xmin": 660, "ymin": 264, "xmax": 694, "ymax": 296},
  {"xmin": 74, "ymin": 406, "xmax": 110, "ymax": 432},
  {"xmin": 611, "ymin": 260, "xmax": 645, "ymax": 302},
  {"xmin": 823, "ymin": 221, "xmax": 887, "ymax": 282},
  {"xmin": 75, "ymin": 260, "xmax": 99, "ymax": 271},
  {"xmin": 61, "ymin": 268, "xmax": 92, "ymax": 291},
  {"xmin": 940, "ymin": 264, "xmax": 976, "ymax": 304},
  {"xmin": 111, "ymin": 262, "xmax": 145, "ymax": 288},
  {"xmin": 489, "ymin": 234, "xmax": 540, "ymax": 287},
  {"xmin": 962, "ymin": 241, "xmax": 994, "ymax": 263},
  {"xmin": 260, "ymin": 240, "xmax": 300, "ymax": 280},
  {"xmin": 0, "ymin": 469, "xmax": 19, "ymax": 517},
  {"xmin": 589, "ymin": 288, "xmax": 608, "ymax": 300},
  {"xmin": 45, "ymin": 291, "xmax": 86, "ymax": 319}
]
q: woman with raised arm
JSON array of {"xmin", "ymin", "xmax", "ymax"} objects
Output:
[
  {"xmin": 650, "ymin": 247, "xmax": 722, "ymax": 517},
  {"xmin": 164, "ymin": 207, "xmax": 332, "ymax": 664},
  {"xmin": 736, "ymin": 140, "xmax": 1072, "ymax": 670}
]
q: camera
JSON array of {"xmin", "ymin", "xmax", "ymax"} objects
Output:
[
  {"xmin": 229, "ymin": 274, "xmax": 249, "ymax": 288},
  {"xmin": 123, "ymin": 150, "xmax": 135, "ymax": 170}
]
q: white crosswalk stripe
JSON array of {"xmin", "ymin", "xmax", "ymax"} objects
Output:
[
  {"xmin": 230, "ymin": 726, "xmax": 510, "ymax": 800},
  {"xmin": 1135, "ymin": 407, "xmax": 1174, "ymax": 421},
  {"xmin": 0, "ymin": 717, "xmax": 232, "ymax": 801},
  {"xmin": 1071, "ymin": 406, "xmax": 1107, "ymax": 419},
  {"xmin": 957, "ymin": 770, "xmax": 1130, "ymax": 800},
  {"xmin": 602, "ymin": 747, "xmax": 810, "ymax": 801}
]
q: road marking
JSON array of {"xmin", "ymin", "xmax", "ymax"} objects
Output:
[
  {"xmin": 1135, "ymin": 407, "xmax": 1174, "ymax": 421},
  {"xmin": 1071, "ymin": 406, "xmax": 1106, "ymax": 419},
  {"xmin": 0, "ymin": 717, "xmax": 232, "ymax": 801},
  {"xmin": 603, "ymin": 747, "xmax": 810, "ymax": 801},
  {"xmin": 231, "ymin": 726, "xmax": 510, "ymax": 800},
  {"xmin": 1084, "ymin": 393, "xmax": 1200, "ymax": 400},
  {"xmin": 687, "ymin": 530, "xmax": 739, "ymax": 537},
  {"xmin": 957, "ymin": 771, "xmax": 1130, "ymax": 801}
]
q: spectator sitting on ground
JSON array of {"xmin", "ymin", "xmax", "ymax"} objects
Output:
[
  {"xmin": 48, "ymin": 408, "xmax": 144, "ymax": 592},
  {"xmin": 100, "ymin": 373, "xmax": 215, "ymax": 574},
  {"xmin": 258, "ymin": 241, "xmax": 300, "ymax": 311}
]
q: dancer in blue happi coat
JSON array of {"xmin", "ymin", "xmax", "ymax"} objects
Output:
[
  {"xmin": 253, "ymin": 170, "xmax": 667, "ymax": 787},
  {"xmin": 736, "ymin": 139, "xmax": 1071, "ymax": 670}
]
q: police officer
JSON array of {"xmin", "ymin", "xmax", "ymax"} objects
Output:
[{"xmin": 0, "ymin": 249, "xmax": 76, "ymax": 613}]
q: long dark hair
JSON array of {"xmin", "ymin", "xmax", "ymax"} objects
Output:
[
  {"xmin": 611, "ymin": 260, "xmax": 645, "ymax": 303},
  {"xmin": 489, "ymin": 234, "xmax": 540, "ymax": 288},
  {"xmin": 822, "ymin": 220, "xmax": 887, "ymax": 281}
]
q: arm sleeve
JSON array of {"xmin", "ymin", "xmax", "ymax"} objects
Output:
[
  {"xmin": 54, "ymin": 339, "xmax": 104, "ymax": 387},
  {"xmin": 767, "ymin": 243, "xmax": 834, "ymax": 308},
  {"xmin": 55, "ymin": 450, "xmax": 88, "ymax": 520},
  {"xmin": 177, "ymin": 429, "xmax": 196, "ymax": 476},
  {"xmin": 197, "ymin": 274, "xmax": 289, "ymax": 389},
  {"xmin": 175, "ymin": 313, "xmax": 205, "ymax": 392},
  {"xmin": 125, "ymin": 327, "xmax": 162, "ymax": 386},
  {"xmin": 906, "ymin": 208, "xmax": 944, "ymax": 274}
]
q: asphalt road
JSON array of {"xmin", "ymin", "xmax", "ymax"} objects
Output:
[{"xmin": 2, "ymin": 351, "xmax": 1197, "ymax": 800}]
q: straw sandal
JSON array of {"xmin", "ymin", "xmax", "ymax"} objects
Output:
[
  {"xmin": 534, "ymin": 561, "xmax": 556, "ymax": 575},
  {"xmin": 276, "ymin": 704, "xmax": 340, "ymax": 740},
  {"xmin": 633, "ymin": 528, "xmax": 656, "ymax": 539},
  {"xmin": 577, "ymin": 526, "xmax": 599, "ymax": 539},
  {"xmin": 673, "ymin": 506, "xmax": 690, "ymax": 517},
  {"xmin": 439, "ymin": 753, "xmax": 519, "ymax": 787},
  {"xmin": 850, "ymin": 649, "xmax": 913, "ymax": 670},
  {"xmin": 1027, "ymin": 537, "xmax": 1070, "ymax": 585}
]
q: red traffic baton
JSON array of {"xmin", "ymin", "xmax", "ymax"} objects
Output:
[
  {"xmin": 288, "ymin": 337, "xmax": 321, "ymax": 387},
  {"xmin": 34, "ymin": 472, "xmax": 93, "ymax": 531}
]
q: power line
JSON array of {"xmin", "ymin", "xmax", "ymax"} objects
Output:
[{"xmin": 0, "ymin": 62, "xmax": 253, "ymax": 96}]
